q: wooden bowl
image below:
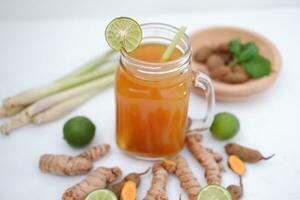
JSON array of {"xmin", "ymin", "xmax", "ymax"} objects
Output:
[{"xmin": 190, "ymin": 26, "xmax": 282, "ymax": 101}]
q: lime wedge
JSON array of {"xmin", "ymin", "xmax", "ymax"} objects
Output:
[
  {"xmin": 85, "ymin": 189, "xmax": 117, "ymax": 200},
  {"xmin": 105, "ymin": 17, "xmax": 142, "ymax": 52},
  {"xmin": 197, "ymin": 185, "xmax": 232, "ymax": 200}
]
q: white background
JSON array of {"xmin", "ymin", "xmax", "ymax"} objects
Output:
[
  {"xmin": 0, "ymin": 0, "xmax": 299, "ymax": 20},
  {"xmin": 1, "ymin": 1, "xmax": 300, "ymax": 200}
]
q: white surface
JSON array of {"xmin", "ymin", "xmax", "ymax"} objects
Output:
[
  {"xmin": 1, "ymin": 0, "xmax": 300, "ymax": 20},
  {"xmin": 1, "ymin": 7, "xmax": 300, "ymax": 200}
]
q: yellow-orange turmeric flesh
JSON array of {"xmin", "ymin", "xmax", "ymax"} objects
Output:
[{"xmin": 116, "ymin": 43, "xmax": 191, "ymax": 158}]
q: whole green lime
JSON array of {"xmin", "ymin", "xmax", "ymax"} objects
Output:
[
  {"xmin": 63, "ymin": 116, "xmax": 96, "ymax": 148},
  {"xmin": 210, "ymin": 112, "xmax": 240, "ymax": 140}
]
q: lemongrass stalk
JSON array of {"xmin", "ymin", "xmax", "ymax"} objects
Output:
[
  {"xmin": 161, "ymin": 26, "xmax": 187, "ymax": 61},
  {"xmin": 56, "ymin": 50, "xmax": 116, "ymax": 82},
  {"xmin": 26, "ymin": 73, "xmax": 115, "ymax": 117},
  {"xmin": 0, "ymin": 111, "xmax": 31, "ymax": 135},
  {"xmin": 3, "ymin": 64, "xmax": 116, "ymax": 108},
  {"xmin": 1, "ymin": 74, "xmax": 114, "ymax": 134},
  {"xmin": 33, "ymin": 91, "xmax": 99, "ymax": 124},
  {"xmin": 0, "ymin": 106, "xmax": 25, "ymax": 118}
]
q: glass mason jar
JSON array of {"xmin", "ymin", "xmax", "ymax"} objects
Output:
[{"xmin": 115, "ymin": 23, "xmax": 215, "ymax": 159}]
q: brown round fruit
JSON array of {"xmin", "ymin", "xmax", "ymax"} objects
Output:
[
  {"xmin": 210, "ymin": 66, "xmax": 231, "ymax": 80},
  {"xmin": 206, "ymin": 54, "xmax": 225, "ymax": 70},
  {"xmin": 194, "ymin": 46, "xmax": 213, "ymax": 63}
]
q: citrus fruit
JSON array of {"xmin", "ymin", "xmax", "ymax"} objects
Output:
[
  {"xmin": 105, "ymin": 17, "xmax": 142, "ymax": 52},
  {"xmin": 210, "ymin": 112, "xmax": 239, "ymax": 140},
  {"xmin": 197, "ymin": 185, "xmax": 232, "ymax": 200},
  {"xmin": 85, "ymin": 189, "xmax": 117, "ymax": 200},
  {"xmin": 63, "ymin": 116, "xmax": 96, "ymax": 148}
]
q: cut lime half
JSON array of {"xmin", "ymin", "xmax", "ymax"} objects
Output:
[
  {"xmin": 197, "ymin": 185, "xmax": 232, "ymax": 200},
  {"xmin": 105, "ymin": 17, "xmax": 142, "ymax": 52},
  {"xmin": 85, "ymin": 189, "xmax": 117, "ymax": 200}
]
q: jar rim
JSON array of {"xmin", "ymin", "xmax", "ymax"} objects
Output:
[{"xmin": 120, "ymin": 22, "xmax": 191, "ymax": 68}]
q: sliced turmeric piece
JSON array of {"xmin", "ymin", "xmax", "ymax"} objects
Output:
[
  {"xmin": 228, "ymin": 155, "xmax": 246, "ymax": 176},
  {"xmin": 121, "ymin": 181, "xmax": 137, "ymax": 200}
]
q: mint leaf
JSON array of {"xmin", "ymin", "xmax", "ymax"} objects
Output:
[
  {"xmin": 228, "ymin": 39, "xmax": 242, "ymax": 55},
  {"xmin": 238, "ymin": 42, "xmax": 259, "ymax": 62},
  {"xmin": 242, "ymin": 55, "xmax": 271, "ymax": 79}
]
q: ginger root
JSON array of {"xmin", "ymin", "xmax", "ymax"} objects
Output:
[
  {"xmin": 39, "ymin": 144, "xmax": 110, "ymax": 176},
  {"xmin": 163, "ymin": 155, "xmax": 201, "ymax": 200},
  {"xmin": 109, "ymin": 168, "xmax": 150, "ymax": 198},
  {"xmin": 121, "ymin": 181, "xmax": 137, "ymax": 200},
  {"xmin": 186, "ymin": 133, "xmax": 224, "ymax": 185},
  {"xmin": 225, "ymin": 143, "xmax": 274, "ymax": 163},
  {"xmin": 62, "ymin": 166, "xmax": 122, "ymax": 200},
  {"xmin": 143, "ymin": 163, "xmax": 169, "ymax": 200}
]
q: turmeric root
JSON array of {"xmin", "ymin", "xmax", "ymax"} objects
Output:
[
  {"xmin": 162, "ymin": 160, "xmax": 177, "ymax": 173},
  {"xmin": 39, "ymin": 144, "xmax": 110, "ymax": 176},
  {"xmin": 205, "ymin": 147, "xmax": 223, "ymax": 163},
  {"xmin": 227, "ymin": 177, "xmax": 243, "ymax": 200},
  {"xmin": 143, "ymin": 163, "xmax": 169, "ymax": 200},
  {"xmin": 39, "ymin": 154, "xmax": 92, "ymax": 176},
  {"xmin": 109, "ymin": 168, "xmax": 150, "ymax": 198},
  {"xmin": 186, "ymin": 133, "xmax": 223, "ymax": 185},
  {"xmin": 121, "ymin": 181, "xmax": 137, "ymax": 200},
  {"xmin": 168, "ymin": 155, "xmax": 202, "ymax": 200},
  {"xmin": 79, "ymin": 144, "xmax": 110, "ymax": 161},
  {"xmin": 225, "ymin": 143, "xmax": 274, "ymax": 163},
  {"xmin": 62, "ymin": 166, "xmax": 122, "ymax": 200}
]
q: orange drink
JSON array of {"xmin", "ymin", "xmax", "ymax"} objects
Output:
[{"xmin": 115, "ymin": 23, "xmax": 215, "ymax": 159}]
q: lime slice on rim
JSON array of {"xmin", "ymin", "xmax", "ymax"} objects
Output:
[
  {"xmin": 105, "ymin": 17, "xmax": 142, "ymax": 52},
  {"xmin": 85, "ymin": 189, "xmax": 117, "ymax": 200},
  {"xmin": 197, "ymin": 185, "xmax": 232, "ymax": 200}
]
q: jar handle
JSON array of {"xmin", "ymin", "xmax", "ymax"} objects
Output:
[{"xmin": 189, "ymin": 72, "xmax": 215, "ymax": 131}]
